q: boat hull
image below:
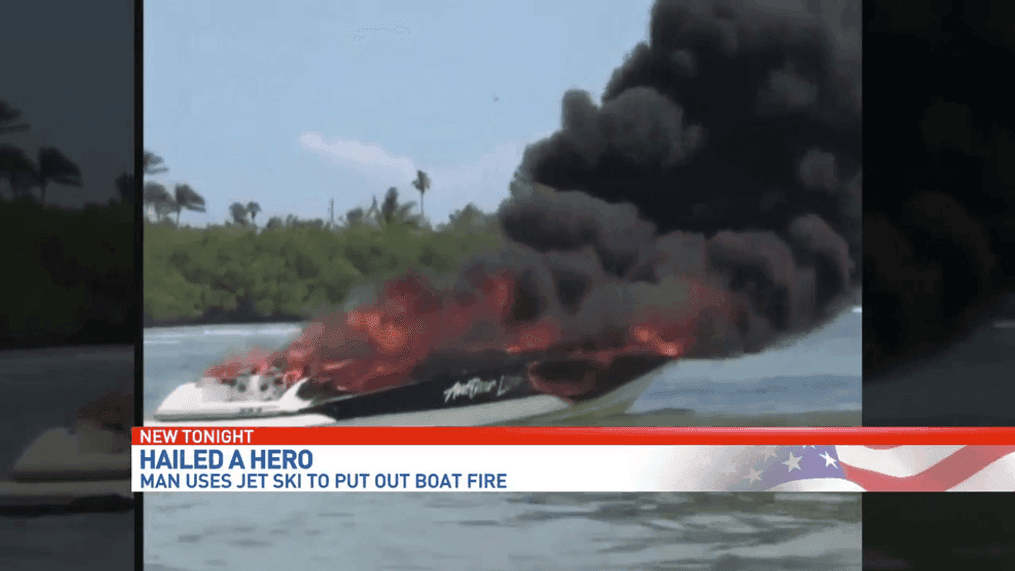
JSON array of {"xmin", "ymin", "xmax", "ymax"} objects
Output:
[
  {"xmin": 1, "ymin": 426, "xmax": 132, "ymax": 514},
  {"xmin": 146, "ymin": 364, "xmax": 663, "ymax": 427}
]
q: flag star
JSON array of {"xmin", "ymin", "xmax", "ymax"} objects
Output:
[
  {"xmin": 744, "ymin": 467, "xmax": 763, "ymax": 484},
  {"xmin": 782, "ymin": 452, "xmax": 803, "ymax": 472},
  {"xmin": 819, "ymin": 451, "xmax": 838, "ymax": 468},
  {"xmin": 762, "ymin": 447, "xmax": 779, "ymax": 461}
]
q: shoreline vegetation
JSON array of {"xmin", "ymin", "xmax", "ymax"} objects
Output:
[
  {"xmin": 143, "ymin": 200, "xmax": 503, "ymax": 328},
  {"xmin": 0, "ymin": 199, "xmax": 135, "ymax": 348},
  {"xmin": 143, "ymin": 149, "xmax": 504, "ymax": 328},
  {"xmin": 2, "ymin": 100, "xmax": 135, "ymax": 349}
]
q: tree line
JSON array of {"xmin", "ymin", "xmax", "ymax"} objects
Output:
[
  {"xmin": 1, "ymin": 99, "xmax": 134, "ymax": 347},
  {"xmin": 142, "ymin": 150, "xmax": 433, "ymax": 231},
  {"xmin": 0, "ymin": 98, "xmax": 494, "ymax": 340},
  {"xmin": 1, "ymin": 100, "xmax": 132, "ymax": 205},
  {"xmin": 143, "ymin": 150, "xmax": 501, "ymax": 327}
]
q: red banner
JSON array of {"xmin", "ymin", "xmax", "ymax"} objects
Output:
[{"xmin": 133, "ymin": 426, "xmax": 1015, "ymax": 446}]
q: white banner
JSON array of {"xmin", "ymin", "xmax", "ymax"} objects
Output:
[
  {"xmin": 133, "ymin": 443, "xmax": 1015, "ymax": 492},
  {"xmin": 133, "ymin": 445, "xmax": 767, "ymax": 492}
]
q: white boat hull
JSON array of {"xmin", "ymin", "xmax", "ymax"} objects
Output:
[
  {"xmin": 146, "ymin": 371, "xmax": 658, "ymax": 427},
  {"xmin": 1, "ymin": 426, "xmax": 132, "ymax": 513}
]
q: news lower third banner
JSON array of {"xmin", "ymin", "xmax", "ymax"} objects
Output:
[{"xmin": 131, "ymin": 427, "xmax": 1015, "ymax": 493}]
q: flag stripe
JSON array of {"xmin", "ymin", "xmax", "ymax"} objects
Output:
[
  {"xmin": 839, "ymin": 446, "xmax": 1015, "ymax": 490},
  {"xmin": 835, "ymin": 446, "xmax": 964, "ymax": 477},
  {"xmin": 947, "ymin": 452, "xmax": 1015, "ymax": 491}
]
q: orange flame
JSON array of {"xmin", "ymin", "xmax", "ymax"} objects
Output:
[{"xmin": 203, "ymin": 270, "xmax": 729, "ymax": 397}]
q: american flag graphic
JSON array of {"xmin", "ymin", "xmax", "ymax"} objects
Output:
[{"xmin": 729, "ymin": 445, "xmax": 1015, "ymax": 491}]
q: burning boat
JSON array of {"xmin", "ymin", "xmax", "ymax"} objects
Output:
[
  {"xmin": 152, "ymin": 0, "xmax": 862, "ymax": 426},
  {"xmin": 148, "ymin": 354, "xmax": 672, "ymax": 427},
  {"xmin": 150, "ymin": 270, "xmax": 700, "ymax": 427}
]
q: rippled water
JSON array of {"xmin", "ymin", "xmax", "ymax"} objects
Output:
[
  {"xmin": 143, "ymin": 307, "xmax": 861, "ymax": 425},
  {"xmin": 145, "ymin": 492, "xmax": 860, "ymax": 571},
  {"xmin": 1, "ymin": 511, "xmax": 133, "ymax": 571},
  {"xmin": 0, "ymin": 346, "xmax": 134, "ymax": 571}
]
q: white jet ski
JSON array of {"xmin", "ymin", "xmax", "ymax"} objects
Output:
[
  {"xmin": 148, "ymin": 354, "xmax": 671, "ymax": 427},
  {"xmin": 0, "ymin": 423, "xmax": 131, "ymax": 513}
]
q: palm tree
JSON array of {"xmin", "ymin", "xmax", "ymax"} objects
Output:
[
  {"xmin": 144, "ymin": 181, "xmax": 175, "ymax": 221},
  {"xmin": 246, "ymin": 201, "xmax": 261, "ymax": 225},
  {"xmin": 0, "ymin": 101, "xmax": 30, "ymax": 135},
  {"xmin": 378, "ymin": 187, "xmax": 421, "ymax": 228},
  {"xmin": 229, "ymin": 202, "xmax": 249, "ymax": 225},
  {"xmin": 143, "ymin": 149, "xmax": 208, "ymax": 225},
  {"xmin": 381, "ymin": 187, "xmax": 399, "ymax": 225},
  {"xmin": 0, "ymin": 144, "xmax": 35, "ymax": 199},
  {"xmin": 0, "ymin": 145, "xmax": 84, "ymax": 205},
  {"xmin": 0, "ymin": 145, "xmax": 34, "ymax": 173},
  {"xmin": 114, "ymin": 172, "xmax": 134, "ymax": 204},
  {"xmin": 174, "ymin": 183, "xmax": 206, "ymax": 225},
  {"xmin": 144, "ymin": 150, "xmax": 169, "ymax": 176},
  {"xmin": 36, "ymin": 146, "xmax": 83, "ymax": 206},
  {"xmin": 411, "ymin": 170, "xmax": 431, "ymax": 219},
  {"xmin": 1, "ymin": 103, "xmax": 83, "ymax": 205}
]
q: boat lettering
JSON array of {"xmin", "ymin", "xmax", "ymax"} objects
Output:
[
  {"xmin": 443, "ymin": 377, "xmax": 497, "ymax": 403},
  {"xmin": 496, "ymin": 376, "xmax": 513, "ymax": 397},
  {"xmin": 238, "ymin": 406, "xmax": 264, "ymax": 415}
]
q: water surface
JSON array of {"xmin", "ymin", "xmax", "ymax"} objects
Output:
[
  {"xmin": 0, "ymin": 345, "xmax": 134, "ymax": 571},
  {"xmin": 146, "ymin": 492, "xmax": 860, "ymax": 571}
]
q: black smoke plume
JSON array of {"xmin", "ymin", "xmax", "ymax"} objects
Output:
[
  {"xmin": 863, "ymin": 0, "xmax": 1015, "ymax": 382},
  {"xmin": 493, "ymin": 0, "xmax": 861, "ymax": 357}
]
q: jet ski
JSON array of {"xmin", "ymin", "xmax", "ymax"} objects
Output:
[
  {"xmin": 1, "ymin": 389, "xmax": 133, "ymax": 514},
  {"xmin": 0, "ymin": 424, "xmax": 131, "ymax": 514}
]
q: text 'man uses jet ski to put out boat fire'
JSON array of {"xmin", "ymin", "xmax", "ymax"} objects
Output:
[{"xmin": 148, "ymin": 271, "xmax": 724, "ymax": 427}]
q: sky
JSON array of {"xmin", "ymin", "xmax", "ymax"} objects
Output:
[
  {"xmin": 0, "ymin": 0, "xmax": 134, "ymax": 207},
  {"xmin": 144, "ymin": 0, "xmax": 657, "ymax": 226}
]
